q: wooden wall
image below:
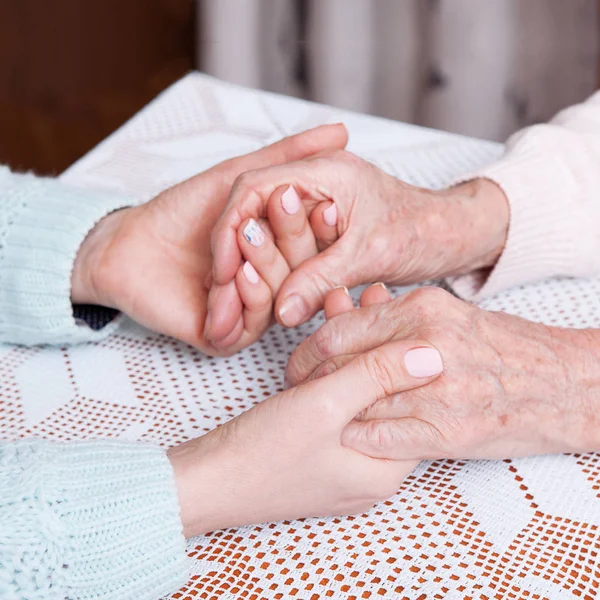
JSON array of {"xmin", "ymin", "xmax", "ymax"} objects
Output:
[{"xmin": 0, "ymin": 0, "xmax": 195, "ymax": 174}]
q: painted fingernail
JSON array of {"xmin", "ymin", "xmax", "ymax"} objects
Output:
[
  {"xmin": 243, "ymin": 261, "xmax": 260, "ymax": 284},
  {"xmin": 323, "ymin": 203, "xmax": 337, "ymax": 227},
  {"xmin": 278, "ymin": 294, "xmax": 309, "ymax": 327},
  {"xmin": 404, "ymin": 347, "xmax": 443, "ymax": 378},
  {"xmin": 281, "ymin": 185, "xmax": 301, "ymax": 215},
  {"xmin": 204, "ymin": 311, "xmax": 212, "ymax": 341},
  {"xmin": 243, "ymin": 219, "xmax": 265, "ymax": 247}
]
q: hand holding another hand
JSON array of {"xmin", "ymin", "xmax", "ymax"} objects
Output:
[
  {"xmin": 289, "ymin": 286, "xmax": 600, "ymax": 461},
  {"xmin": 168, "ymin": 287, "xmax": 436, "ymax": 537},
  {"xmin": 208, "ymin": 150, "xmax": 510, "ymax": 342},
  {"xmin": 71, "ymin": 125, "xmax": 348, "ymax": 355}
]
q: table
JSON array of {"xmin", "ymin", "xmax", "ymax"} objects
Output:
[{"xmin": 3, "ymin": 73, "xmax": 600, "ymax": 600}]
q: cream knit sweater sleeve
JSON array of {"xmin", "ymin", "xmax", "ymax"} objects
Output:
[{"xmin": 448, "ymin": 91, "xmax": 600, "ymax": 301}]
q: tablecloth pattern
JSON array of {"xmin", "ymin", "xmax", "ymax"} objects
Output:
[{"xmin": 2, "ymin": 73, "xmax": 600, "ymax": 600}]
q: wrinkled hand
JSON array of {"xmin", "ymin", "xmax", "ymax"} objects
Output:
[
  {"xmin": 71, "ymin": 125, "xmax": 348, "ymax": 354},
  {"xmin": 210, "ymin": 150, "xmax": 509, "ymax": 330},
  {"xmin": 287, "ymin": 287, "xmax": 600, "ymax": 460}
]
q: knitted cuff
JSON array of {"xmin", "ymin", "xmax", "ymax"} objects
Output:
[
  {"xmin": 0, "ymin": 439, "xmax": 187, "ymax": 600},
  {"xmin": 0, "ymin": 168, "xmax": 133, "ymax": 345},
  {"xmin": 446, "ymin": 142, "xmax": 582, "ymax": 301}
]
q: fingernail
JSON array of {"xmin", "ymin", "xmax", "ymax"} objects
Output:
[
  {"xmin": 374, "ymin": 282, "xmax": 388, "ymax": 291},
  {"xmin": 243, "ymin": 261, "xmax": 260, "ymax": 284},
  {"xmin": 243, "ymin": 219, "xmax": 265, "ymax": 247},
  {"xmin": 333, "ymin": 285, "xmax": 350, "ymax": 297},
  {"xmin": 278, "ymin": 294, "xmax": 309, "ymax": 327},
  {"xmin": 404, "ymin": 347, "xmax": 443, "ymax": 378},
  {"xmin": 204, "ymin": 312, "xmax": 212, "ymax": 341},
  {"xmin": 281, "ymin": 185, "xmax": 301, "ymax": 215},
  {"xmin": 323, "ymin": 203, "xmax": 337, "ymax": 227}
]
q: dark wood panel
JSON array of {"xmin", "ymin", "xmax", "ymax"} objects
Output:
[{"xmin": 0, "ymin": 0, "xmax": 195, "ymax": 174}]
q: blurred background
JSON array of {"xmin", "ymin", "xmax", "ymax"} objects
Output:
[{"xmin": 1, "ymin": 0, "xmax": 598, "ymax": 175}]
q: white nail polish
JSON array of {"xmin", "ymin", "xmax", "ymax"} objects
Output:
[{"xmin": 243, "ymin": 219, "xmax": 265, "ymax": 247}]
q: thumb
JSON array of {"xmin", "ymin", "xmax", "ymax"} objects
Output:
[
  {"xmin": 275, "ymin": 238, "xmax": 361, "ymax": 328},
  {"xmin": 303, "ymin": 339, "xmax": 443, "ymax": 427}
]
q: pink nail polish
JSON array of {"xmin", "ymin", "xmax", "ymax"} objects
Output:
[
  {"xmin": 281, "ymin": 185, "xmax": 301, "ymax": 215},
  {"xmin": 243, "ymin": 261, "xmax": 260, "ymax": 284},
  {"xmin": 404, "ymin": 347, "xmax": 443, "ymax": 378},
  {"xmin": 323, "ymin": 203, "xmax": 337, "ymax": 227}
]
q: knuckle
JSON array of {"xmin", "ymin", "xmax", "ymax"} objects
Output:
[
  {"xmin": 404, "ymin": 286, "xmax": 452, "ymax": 319},
  {"xmin": 361, "ymin": 349, "xmax": 397, "ymax": 398},
  {"xmin": 311, "ymin": 358, "xmax": 340, "ymax": 381},
  {"xmin": 313, "ymin": 321, "xmax": 340, "ymax": 360},
  {"xmin": 251, "ymin": 292, "xmax": 273, "ymax": 314},
  {"xmin": 232, "ymin": 170, "xmax": 259, "ymax": 195},
  {"xmin": 364, "ymin": 420, "xmax": 399, "ymax": 453}
]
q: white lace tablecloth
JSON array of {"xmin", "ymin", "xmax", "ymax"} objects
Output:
[{"xmin": 3, "ymin": 73, "xmax": 600, "ymax": 600}]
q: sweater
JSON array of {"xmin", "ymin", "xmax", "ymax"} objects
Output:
[
  {"xmin": 448, "ymin": 90, "xmax": 600, "ymax": 300},
  {"xmin": 1, "ymin": 89, "xmax": 599, "ymax": 598},
  {"xmin": 0, "ymin": 169, "xmax": 187, "ymax": 599}
]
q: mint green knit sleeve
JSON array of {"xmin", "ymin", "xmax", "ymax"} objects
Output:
[
  {"xmin": 0, "ymin": 439, "xmax": 188, "ymax": 599},
  {"xmin": 0, "ymin": 166, "xmax": 133, "ymax": 345}
]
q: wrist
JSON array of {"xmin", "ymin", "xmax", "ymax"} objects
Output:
[
  {"xmin": 480, "ymin": 313, "xmax": 600, "ymax": 456},
  {"xmin": 551, "ymin": 327, "xmax": 600, "ymax": 453},
  {"xmin": 71, "ymin": 209, "xmax": 126, "ymax": 306},
  {"xmin": 436, "ymin": 178, "xmax": 509, "ymax": 277},
  {"xmin": 167, "ymin": 435, "xmax": 234, "ymax": 538}
]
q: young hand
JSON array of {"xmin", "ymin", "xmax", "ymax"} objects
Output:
[
  {"xmin": 71, "ymin": 125, "xmax": 348, "ymax": 355},
  {"xmin": 205, "ymin": 184, "xmax": 337, "ymax": 349}
]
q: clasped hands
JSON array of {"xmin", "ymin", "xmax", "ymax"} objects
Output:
[{"xmin": 73, "ymin": 125, "xmax": 600, "ymax": 536}]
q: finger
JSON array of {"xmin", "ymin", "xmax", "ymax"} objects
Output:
[
  {"xmin": 286, "ymin": 298, "xmax": 415, "ymax": 386},
  {"xmin": 205, "ymin": 279, "xmax": 244, "ymax": 344},
  {"xmin": 274, "ymin": 236, "xmax": 363, "ymax": 328},
  {"xmin": 234, "ymin": 261, "xmax": 273, "ymax": 345},
  {"xmin": 267, "ymin": 185, "xmax": 318, "ymax": 269},
  {"xmin": 309, "ymin": 201, "xmax": 339, "ymax": 250},
  {"xmin": 238, "ymin": 218, "xmax": 291, "ymax": 296},
  {"xmin": 355, "ymin": 387, "xmax": 424, "ymax": 422},
  {"xmin": 341, "ymin": 417, "xmax": 444, "ymax": 460},
  {"xmin": 211, "ymin": 161, "xmax": 340, "ymax": 284},
  {"xmin": 307, "ymin": 353, "xmax": 355, "ymax": 382},
  {"xmin": 240, "ymin": 124, "xmax": 348, "ymax": 172},
  {"xmin": 324, "ymin": 286, "xmax": 354, "ymax": 320},
  {"xmin": 360, "ymin": 283, "xmax": 392, "ymax": 307},
  {"xmin": 210, "ymin": 313, "xmax": 244, "ymax": 351},
  {"xmin": 303, "ymin": 339, "xmax": 443, "ymax": 425}
]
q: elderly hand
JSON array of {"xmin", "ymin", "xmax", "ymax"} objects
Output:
[
  {"xmin": 166, "ymin": 315, "xmax": 432, "ymax": 537},
  {"xmin": 70, "ymin": 125, "xmax": 347, "ymax": 355},
  {"xmin": 287, "ymin": 286, "xmax": 600, "ymax": 460},
  {"xmin": 208, "ymin": 150, "xmax": 509, "ymax": 334}
]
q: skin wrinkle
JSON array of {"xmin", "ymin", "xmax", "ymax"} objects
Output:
[
  {"xmin": 570, "ymin": 328, "xmax": 600, "ymax": 441},
  {"xmin": 311, "ymin": 287, "xmax": 600, "ymax": 461}
]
